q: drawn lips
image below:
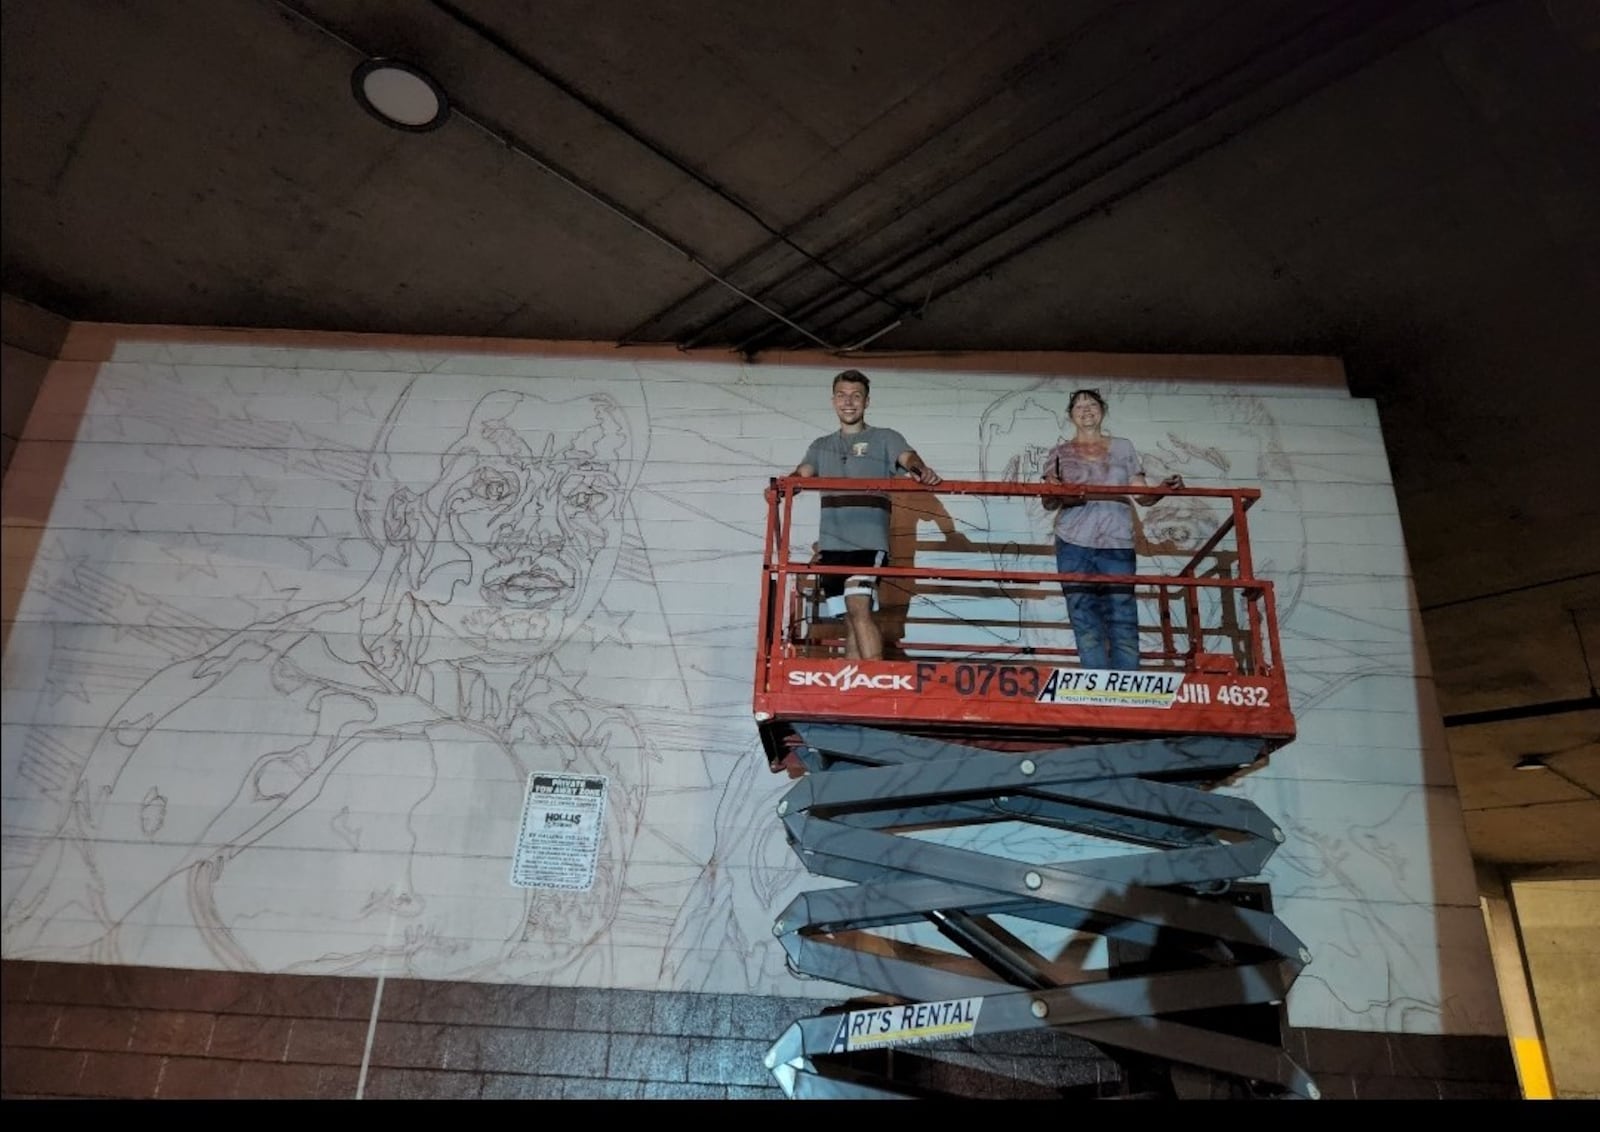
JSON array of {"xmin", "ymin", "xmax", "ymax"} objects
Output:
[{"xmin": 482, "ymin": 560, "xmax": 569, "ymax": 607}]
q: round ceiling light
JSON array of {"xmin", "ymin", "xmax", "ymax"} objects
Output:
[{"xmin": 351, "ymin": 58, "xmax": 450, "ymax": 132}]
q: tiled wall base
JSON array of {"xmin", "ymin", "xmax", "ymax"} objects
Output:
[{"xmin": 1, "ymin": 961, "xmax": 1517, "ymax": 1100}]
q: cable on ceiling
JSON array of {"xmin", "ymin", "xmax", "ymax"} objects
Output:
[
  {"xmin": 427, "ymin": 0, "xmax": 904, "ymax": 323},
  {"xmin": 269, "ymin": 0, "xmax": 841, "ymax": 351}
]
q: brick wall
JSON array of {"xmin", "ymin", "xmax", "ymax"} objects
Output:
[{"xmin": 2, "ymin": 960, "xmax": 1518, "ymax": 1100}]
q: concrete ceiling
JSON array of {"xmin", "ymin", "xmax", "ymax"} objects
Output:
[{"xmin": 3, "ymin": 0, "xmax": 1597, "ymax": 870}]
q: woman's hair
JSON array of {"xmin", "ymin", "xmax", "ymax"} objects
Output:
[{"xmin": 1068, "ymin": 388, "xmax": 1107, "ymax": 414}]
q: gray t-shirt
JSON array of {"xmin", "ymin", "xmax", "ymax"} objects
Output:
[
  {"xmin": 1045, "ymin": 435, "xmax": 1144, "ymax": 549},
  {"xmin": 802, "ymin": 425, "xmax": 910, "ymax": 552}
]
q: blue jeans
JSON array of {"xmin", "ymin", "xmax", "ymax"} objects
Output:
[{"xmin": 1055, "ymin": 541, "xmax": 1140, "ymax": 670}]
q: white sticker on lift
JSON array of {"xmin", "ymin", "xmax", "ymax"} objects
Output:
[
  {"xmin": 1035, "ymin": 668, "xmax": 1185, "ymax": 708},
  {"xmin": 510, "ymin": 772, "xmax": 608, "ymax": 891},
  {"xmin": 830, "ymin": 997, "xmax": 984, "ymax": 1052}
]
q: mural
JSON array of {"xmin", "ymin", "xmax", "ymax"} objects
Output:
[
  {"xmin": 0, "ymin": 343, "xmax": 1497, "ymax": 1035},
  {"xmin": 4, "ymin": 376, "xmax": 664, "ymax": 982}
]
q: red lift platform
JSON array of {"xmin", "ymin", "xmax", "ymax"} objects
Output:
[{"xmin": 753, "ymin": 476, "xmax": 1319, "ymax": 1100}]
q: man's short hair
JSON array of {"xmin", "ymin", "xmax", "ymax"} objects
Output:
[{"xmin": 832, "ymin": 369, "xmax": 871, "ymax": 396}]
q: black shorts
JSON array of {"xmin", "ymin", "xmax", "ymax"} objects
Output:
[{"xmin": 815, "ymin": 549, "xmax": 886, "ymax": 615}]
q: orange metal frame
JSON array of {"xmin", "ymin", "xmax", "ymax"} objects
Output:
[{"xmin": 753, "ymin": 476, "xmax": 1294, "ymax": 764}]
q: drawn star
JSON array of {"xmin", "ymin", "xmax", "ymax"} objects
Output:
[
  {"xmin": 153, "ymin": 410, "xmax": 194, "ymax": 444},
  {"xmin": 85, "ymin": 411, "xmax": 129, "ymax": 441},
  {"xmin": 158, "ymin": 451, "xmax": 206, "ymax": 484},
  {"xmin": 95, "ymin": 383, "xmax": 146, "ymax": 418},
  {"xmin": 111, "ymin": 589, "xmax": 168, "ymax": 645},
  {"xmin": 318, "ymin": 371, "xmax": 386, "ymax": 425},
  {"xmin": 44, "ymin": 674, "xmax": 92, "ymax": 707},
  {"xmin": 291, "ymin": 515, "xmax": 350, "ymax": 569},
  {"xmin": 159, "ymin": 527, "xmax": 222, "ymax": 581},
  {"xmin": 311, "ymin": 379, "xmax": 345, "ymax": 417},
  {"xmin": 218, "ymin": 475, "xmax": 278, "ymax": 526},
  {"xmin": 83, "ymin": 483, "xmax": 150, "ymax": 530},
  {"xmin": 36, "ymin": 536, "xmax": 70, "ymax": 563},
  {"xmin": 589, "ymin": 603, "xmax": 636, "ymax": 647},
  {"xmin": 354, "ymin": 377, "xmax": 392, "ymax": 422},
  {"xmin": 239, "ymin": 571, "xmax": 303, "ymax": 620},
  {"xmin": 142, "ymin": 444, "xmax": 173, "ymax": 474}
]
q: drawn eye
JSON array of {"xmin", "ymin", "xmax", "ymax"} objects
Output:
[
  {"xmin": 471, "ymin": 469, "xmax": 515, "ymax": 502},
  {"xmin": 567, "ymin": 487, "xmax": 608, "ymax": 511}
]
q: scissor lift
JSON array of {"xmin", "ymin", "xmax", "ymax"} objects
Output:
[{"xmin": 753, "ymin": 476, "xmax": 1319, "ymax": 1100}]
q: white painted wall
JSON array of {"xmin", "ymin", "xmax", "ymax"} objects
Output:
[{"xmin": 0, "ymin": 334, "xmax": 1501, "ymax": 1036}]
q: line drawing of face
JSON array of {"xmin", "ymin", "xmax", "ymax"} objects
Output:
[
  {"xmin": 2, "ymin": 376, "xmax": 655, "ymax": 981},
  {"xmin": 360, "ymin": 386, "xmax": 642, "ymax": 656}
]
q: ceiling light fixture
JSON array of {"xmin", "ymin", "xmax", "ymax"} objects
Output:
[
  {"xmin": 267, "ymin": 0, "xmax": 836, "ymax": 348},
  {"xmin": 1512, "ymin": 753, "xmax": 1599, "ymax": 798},
  {"xmin": 351, "ymin": 58, "xmax": 450, "ymax": 132}
]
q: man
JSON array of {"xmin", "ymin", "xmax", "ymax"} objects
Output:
[{"xmin": 792, "ymin": 369, "xmax": 941, "ymax": 661}]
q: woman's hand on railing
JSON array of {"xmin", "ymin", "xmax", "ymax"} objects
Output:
[
  {"xmin": 1040, "ymin": 469, "xmax": 1086, "ymax": 511},
  {"xmin": 1135, "ymin": 474, "xmax": 1185, "ymax": 507}
]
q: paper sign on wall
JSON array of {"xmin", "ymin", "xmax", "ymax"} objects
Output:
[{"xmin": 510, "ymin": 772, "xmax": 608, "ymax": 891}]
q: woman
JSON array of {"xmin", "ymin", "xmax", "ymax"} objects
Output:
[{"xmin": 1041, "ymin": 388, "xmax": 1182, "ymax": 671}]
